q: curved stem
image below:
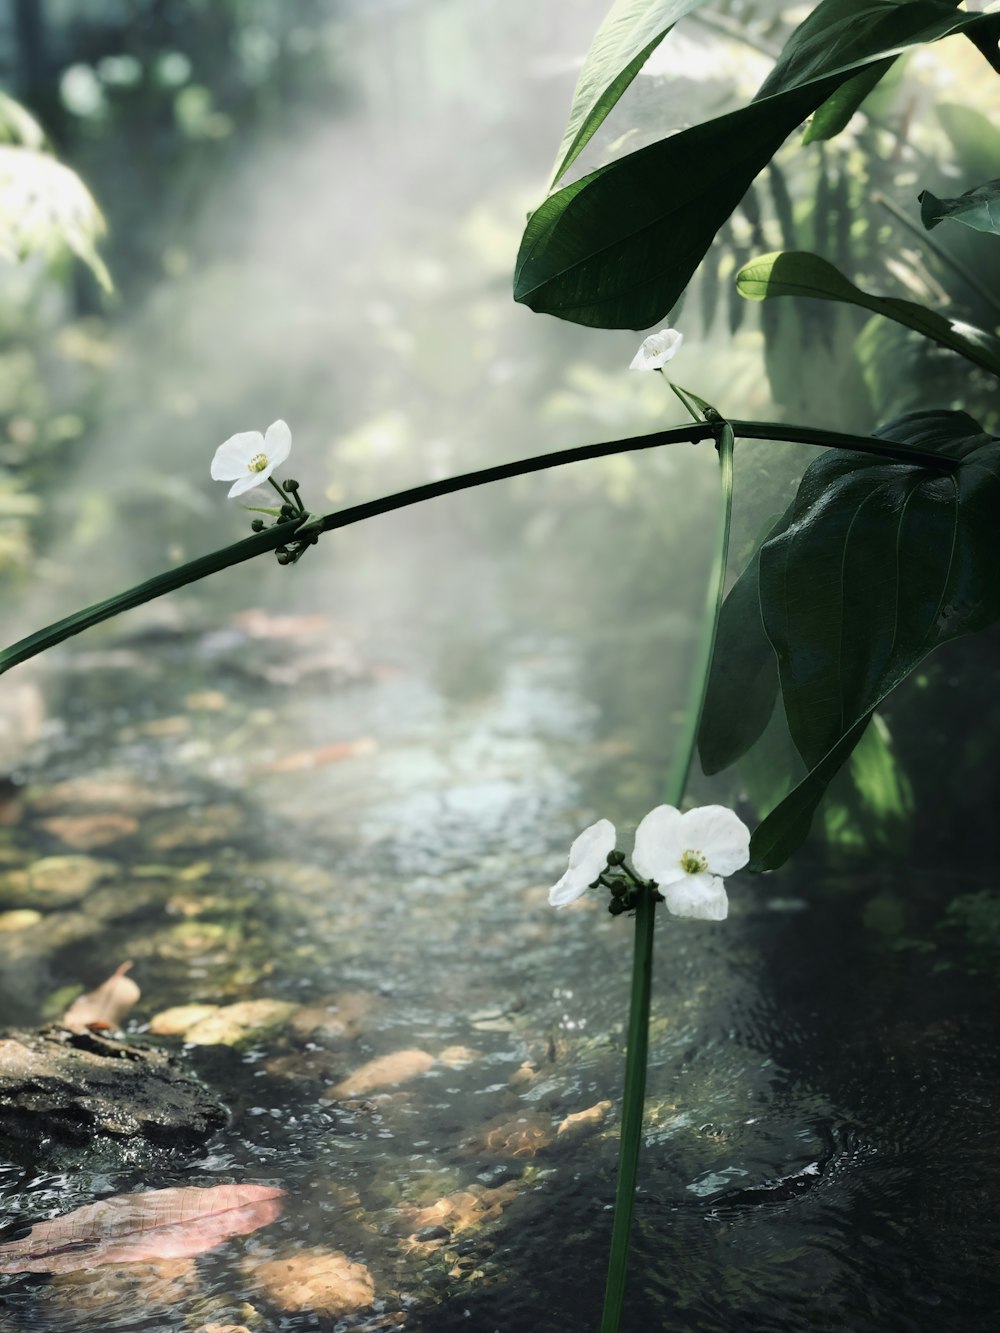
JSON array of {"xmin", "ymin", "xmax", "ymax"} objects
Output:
[
  {"xmin": 0, "ymin": 418, "xmax": 951, "ymax": 677},
  {"xmin": 599, "ymin": 425, "xmax": 736, "ymax": 1332}
]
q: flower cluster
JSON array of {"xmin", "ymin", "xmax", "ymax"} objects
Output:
[{"xmin": 549, "ymin": 804, "xmax": 750, "ymax": 921}]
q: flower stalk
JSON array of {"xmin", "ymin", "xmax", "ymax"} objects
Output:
[{"xmin": 599, "ymin": 422, "xmax": 735, "ymax": 1333}]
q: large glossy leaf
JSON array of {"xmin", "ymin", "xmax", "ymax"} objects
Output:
[
  {"xmin": 549, "ymin": 0, "xmax": 709, "ymax": 188},
  {"xmin": 748, "ymin": 410, "xmax": 1000, "ymax": 869},
  {"xmin": 737, "ymin": 251, "xmax": 1000, "ymax": 376},
  {"xmin": 919, "ymin": 179, "xmax": 1000, "ymax": 236},
  {"xmin": 514, "ymin": 0, "xmax": 985, "ymax": 328}
]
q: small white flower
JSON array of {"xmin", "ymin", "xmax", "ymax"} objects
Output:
[
  {"xmin": 629, "ymin": 327, "xmax": 683, "ymax": 371},
  {"xmin": 211, "ymin": 419, "xmax": 292, "ymax": 498},
  {"xmin": 548, "ymin": 818, "xmax": 616, "ymax": 908},
  {"xmin": 548, "ymin": 804, "xmax": 749, "ymax": 920},
  {"xmin": 632, "ymin": 804, "xmax": 750, "ymax": 920}
]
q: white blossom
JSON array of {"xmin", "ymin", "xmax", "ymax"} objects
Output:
[
  {"xmin": 548, "ymin": 804, "xmax": 750, "ymax": 920},
  {"xmin": 629, "ymin": 327, "xmax": 683, "ymax": 371},
  {"xmin": 211, "ymin": 419, "xmax": 292, "ymax": 498},
  {"xmin": 548, "ymin": 818, "xmax": 616, "ymax": 908},
  {"xmin": 632, "ymin": 804, "xmax": 750, "ymax": 920}
]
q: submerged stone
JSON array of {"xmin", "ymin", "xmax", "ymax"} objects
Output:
[
  {"xmin": 39, "ymin": 813, "xmax": 140, "ymax": 850},
  {"xmin": 0, "ymin": 855, "xmax": 118, "ymax": 908},
  {"xmin": 248, "ymin": 1246, "xmax": 375, "ymax": 1317},
  {"xmin": 0, "ymin": 1026, "xmax": 227, "ymax": 1156},
  {"xmin": 463, "ymin": 1111, "xmax": 554, "ymax": 1159},
  {"xmin": 181, "ymin": 999, "xmax": 298, "ymax": 1047}
]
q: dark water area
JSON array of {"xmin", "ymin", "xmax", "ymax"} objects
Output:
[{"xmin": 1, "ymin": 532, "xmax": 998, "ymax": 1332}]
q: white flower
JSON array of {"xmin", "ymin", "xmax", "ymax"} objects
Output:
[
  {"xmin": 629, "ymin": 327, "xmax": 683, "ymax": 371},
  {"xmin": 548, "ymin": 804, "xmax": 750, "ymax": 920},
  {"xmin": 632, "ymin": 804, "xmax": 750, "ymax": 920},
  {"xmin": 211, "ymin": 419, "xmax": 291, "ymax": 498},
  {"xmin": 548, "ymin": 818, "xmax": 616, "ymax": 907}
]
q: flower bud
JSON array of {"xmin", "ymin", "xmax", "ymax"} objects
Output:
[
  {"xmin": 606, "ymin": 849, "xmax": 626, "ymax": 866},
  {"xmin": 282, "ymin": 478, "xmax": 300, "ymax": 491},
  {"xmin": 250, "ymin": 518, "xmax": 265, "ymax": 532}
]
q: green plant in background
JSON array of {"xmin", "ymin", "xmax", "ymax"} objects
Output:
[{"xmin": 0, "ymin": 90, "xmax": 109, "ymax": 292}]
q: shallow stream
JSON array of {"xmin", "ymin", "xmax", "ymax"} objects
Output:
[{"xmin": 0, "ymin": 521, "xmax": 998, "ymax": 1332}]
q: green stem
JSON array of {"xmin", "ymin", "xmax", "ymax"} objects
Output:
[
  {"xmin": 600, "ymin": 880, "xmax": 656, "ymax": 1333},
  {"xmin": 0, "ymin": 418, "xmax": 949, "ymax": 677},
  {"xmin": 599, "ymin": 424, "xmax": 735, "ymax": 1333},
  {"xmin": 666, "ymin": 422, "xmax": 735, "ymax": 802}
]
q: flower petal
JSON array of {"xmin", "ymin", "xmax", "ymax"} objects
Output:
[
  {"xmin": 211, "ymin": 431, "xmax": 263, "ymax": 480},
  {"xmin": 628, "ymin": 328, "xmax": 683, "ymax": 371},
  {"xmin": 263, "ymin": 419, "xmax": 292, "ymax": 466},
  {"xmin": 548, "ymin": 818, "xmax": 616, "ymax": 908},
  {"xmin": 631, "ymin": 805, "xmax": 685, "ymax": 885},
  {"xmin": 678, "ymin": 805, "xmax": 750, "ymax": 877},
  {"xmin": 228, "ymin": 468, "xmax": 274, "ymax": 497},
  {"xmin": 662, "ymin": 874, "xmax": 728, "ymax": 920}
]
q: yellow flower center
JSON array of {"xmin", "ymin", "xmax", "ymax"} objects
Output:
[
  {"xmin": 680, "ymin": 848, "xmax": 708, "ymax": 875},
  {"xmin": 249, "ymin": 452, "xmax": 269, "ymax": 473}
]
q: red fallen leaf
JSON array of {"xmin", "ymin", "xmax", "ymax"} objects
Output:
[
  {"xmin": 0, "ymin": 1184, "xmax": 284, "ymax": 1274},
  {"xmin": 62, "ymin": 961, "xmax": 140, "ymax": 1033}
]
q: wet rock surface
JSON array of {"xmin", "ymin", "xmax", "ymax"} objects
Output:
[{"xmin": 0, "ymin": 1026, "xmax": 227, "ymax": 1156}]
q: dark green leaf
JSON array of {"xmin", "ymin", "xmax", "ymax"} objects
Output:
[
  {"xmin": 515, "ymin": 87, "xmax": 822, "ymax": 329},
  {"xmin": 803, "ymin": 58, "xmax": 894, "ymax": 143},
  {"xmin": 749, "ymin": 411, "xmax": 1000, "ymax": 868},
  {"xmin": 549, "ymin": 0, "xmax": 710, "ymax": 187},
  {"xmin": 750, "ymin": 716, "xmax": 870, "ymax": 869},
  {"xmin": 515, "ymin": 0, "xmax": 986, "ymax": 328},
  {"xmin": 919, "ymin": 179, "xmax": 1000, "ymax": 236},
  {"xmin": 873, "ymin": 408, "xmax": 992, "ymax": 459},
  {"xmin": 737, "ymin": 250, "xmax": 1000, "ymax": 376}
]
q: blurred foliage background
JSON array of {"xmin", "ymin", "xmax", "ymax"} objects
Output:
[{"xmin": 2, "ymin": 0, "xmax": 1000, "ymax": 876}]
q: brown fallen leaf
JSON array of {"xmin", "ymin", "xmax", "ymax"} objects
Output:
[
  {"xmin": 254, "ymin": 738, "xmax": 376, "ymax": 775},
  {"xmin": 62, "ymin": 961, "xmax": 140, "ymax": 1033},
  {"xmin": 324, "ymin": 1049, "xmax": 435, "ymax": 1099},
  {"xmin": 0, "ymin": 1183, "xmax": 284, "ymax": 1274}
]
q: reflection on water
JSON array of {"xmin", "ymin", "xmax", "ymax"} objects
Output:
[{"xmin": 1, "ymin": 565, "xmax": 999, "ymax": 1332}]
